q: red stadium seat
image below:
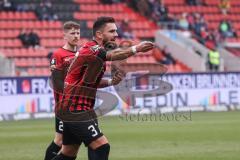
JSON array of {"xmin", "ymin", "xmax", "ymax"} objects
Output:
[{"xmin": 0, "ymin": 0, "xmax": 194, "ymax": 75}]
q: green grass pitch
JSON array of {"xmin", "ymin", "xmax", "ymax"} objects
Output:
[{"xmin": 0, "ymin": 111, "xmax": 239, "ymax": 160}]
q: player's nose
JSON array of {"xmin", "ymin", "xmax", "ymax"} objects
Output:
[
  {"xmin": 114, "ymin": 31, "xmax": 118, "ymax": 37},
  {"xmin": 75, "ymin": 34, "xmax": 80, "ymax": 39}
]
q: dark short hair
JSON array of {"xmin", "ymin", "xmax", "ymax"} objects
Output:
[
  {"xmin": 92, "ymin": 17, "xmax": 115, "ymax": 36},
  {"xmin": 63, "ymin": 21, "xmax": 80, "ymax": 31}
]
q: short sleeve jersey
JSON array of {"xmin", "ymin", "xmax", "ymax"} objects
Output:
[
  {"xmin": 62, "ymin": 40, "xmax": 107, "ymax": 112},
  {"xmin": 50, "ymin": 48, "xmax": 76, "ymax": 107}
]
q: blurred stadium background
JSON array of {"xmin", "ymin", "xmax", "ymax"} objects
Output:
[{"xmin": 0, "ymin": 0, "xmax": 239, "ymax": 160}]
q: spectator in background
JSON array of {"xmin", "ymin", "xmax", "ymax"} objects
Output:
[
  {"xmin": 137, "ymin": 0, "xmax": 151, "ymax": 17},
  {"xmin": 126, "ymin": 0, "xmax": 172, "ymax": 26},
  {"xmin": 178, "ymin": 13, "xmax": 189, "ymax": 30},
  {"xmin": 112, "ymin": 0, "xmax": 122, "ymax": 3},
  {"xmin": 28, "ymin": 29, "xmax": 40, "ymax": 48},
  {"xmin": 199, "ymin": 26, "xmax": 209, "ymax": 44},
  {"xmin": 219, "ymin": 0, "xmax": 230, "ymax": 15},
  {"xmin": 159, "ymin": 3, "xmax": 169, "ymax": 22},
  {"xmin": 118, "ymin": 19, "xmax": 135, "ymax": 39},
  {"xmin": 152, "ymin": 0, "xmax": 169, "ymax": 22},
  {"xmin": 2, "ymin": 0, "xmax": 15, "ymax": 11},
  {"xmin": 17, "ymin": 29, "xmax": 40, "ymax": 48},
  {"xmin": 100, "ymin": 0, "xmax": 120, "ymax": 4},
  {"xmin": 100, "ymin": 0, "xmax": 113, "ymax": 4},
  {"xmin": 16, "ymin": 3, "xmax": 32, "ymax": 12},
  {"xmin": 160, "ymin": 46, "xmax": 176, "ymax": 65},
  {"xmin": 207, "ymin": 48, "xmax": 220, "ymax": 71},
  {"xmin": 193, "ymin": 13, "xmax": 207, "ymax": 36},
  {"xmin": 35, "ymin": 1, "xmax": 58, "ymax": 21},
  {"xmin": 205, "ymin": 30, "xmax": 217, "ymax": 48},
  {"xmin": 186, "ymin": 0, "xmax": 203, "ymax": 6},
  {"xmin": 186, "ymin": 13, "xmax": 195, "ymax": 30},
  {"xmin": 18, "ymin": 29, "xmax": 31, "ymax": 48},
  {"xmin": 0, "ymin": 1, "xmax": 3, "ymax": 10},
  {"xmin": 35, "ymin": 2, "xmax": 48, "ymax": 20},
  {"xmin": 150, "ymin": 0, "xmax": 161, "ymax": 22},
  {"xmin": 186, "ymin": 0, "xmax": 195, "ymax": 5},
  {"xmin": 219, "ymin": 20, "xmax": 237, "ymax": 38},
  {"xmin": 212, "ymin": 30, "xmax": 223, "ymax": 46},
  {"xmin": 125, "ymin": 0, "xmax": 138, "ymax": 11}
]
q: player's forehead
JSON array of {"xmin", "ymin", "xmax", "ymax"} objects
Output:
[
  {"xmin": 103, "ymin": 23, "xmax": 117, "ymax": 32},
  {"xmin": 66, "ymin": 27, "xmax": 80, "ymax": 33}
]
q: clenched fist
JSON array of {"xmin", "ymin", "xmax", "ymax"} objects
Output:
[{"xmin": 111, "ymin": 70, "xmax": 125, "ymax": 85}]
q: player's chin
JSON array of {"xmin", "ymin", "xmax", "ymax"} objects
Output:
[
  {"xmin": 109, "ymin": 39, "xmax": 117, "ymax": 44},
  {"xmin": 104, "ymin": 41, "xmax": 118, "ymax": 50},
  {"xmin": 70, "ymin": 42, "xmax": 78, "ymax": 46}
]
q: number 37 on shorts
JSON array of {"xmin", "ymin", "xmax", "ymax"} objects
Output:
[{"xmin": 88, "ymin": 123, "xmax": 101, "ymax": 137}]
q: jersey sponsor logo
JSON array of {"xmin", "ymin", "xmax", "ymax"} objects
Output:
[
  {"xmin": 51, "ymin": 58, "xmax": 56, "ymax": 65},
  {"xmin": 91, "ymin": 45, "xmax": 101, "ymax": 52}
]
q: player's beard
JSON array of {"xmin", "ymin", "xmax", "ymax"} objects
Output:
[
  {"xmin": 102, "ymin": 36, "xmax": 116, "ymax": 46},
  {"xmin": 102, "ymin": 37, "xmax": 117, "ymax": 51},
  {"xmin": 102, "ymin": 37, "xmax": 109, "ymax": 46}
]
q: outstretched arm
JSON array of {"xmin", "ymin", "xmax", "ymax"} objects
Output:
[{"xmin": 105, "ymin": 41, "xmax": 155, "ymax": 61}]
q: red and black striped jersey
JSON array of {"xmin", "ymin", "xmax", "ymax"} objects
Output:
[
  {"xmin": 50, "ymin": 48, "xmax": 76, "ymax": 108},
  {"xmin": 62, "ymin": 40, "xmax": 107, "ymax": 112}
]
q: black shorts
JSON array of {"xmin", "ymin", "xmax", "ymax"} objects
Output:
[
  {"xmin": 62, "ymin": 118, "xmax": 103, "ymax": 146},
  {"xmin": 55, "ymin": 117, "xmax": 64, "ymax": 134}
]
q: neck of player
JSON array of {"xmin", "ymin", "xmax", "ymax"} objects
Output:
[
  {"xmin": 63, "ymin": 43, "xmax": 77, "ymax": 52},
  {"xmin": 93, "ymin": 37, "xmax": 103, "ymax": 46}
]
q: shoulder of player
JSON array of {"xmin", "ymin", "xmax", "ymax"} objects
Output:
[
  {"xmin": 50, "ymin": 48, "xmax": 65, "ymax": 69},
  {"xmin": 51, "ymin": 48, "xmax": 62, "ymax": 58},
  {"xmin": 79, "ymin": 41, "xmax": 103, "ymax": 55},
  {"xmin": 53, "ymin": 48, "xmax": 75, "ymax": 58}
]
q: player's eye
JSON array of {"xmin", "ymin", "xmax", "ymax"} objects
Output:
[{"xmin": 110, "ymin": 30, "xmax": 115, "ymax": 33}]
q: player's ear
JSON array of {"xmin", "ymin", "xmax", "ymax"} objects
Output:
[
  {"xmin": 63, "ymin": 33, "xmax": 66, "ymax": 41},
  {"xmin": 96, "ymin": 30, "xmax": 103, "ymax": 39},
  {"xmin": 63, "ymin": 30, "xmax": 68, "ymax": 40}
]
